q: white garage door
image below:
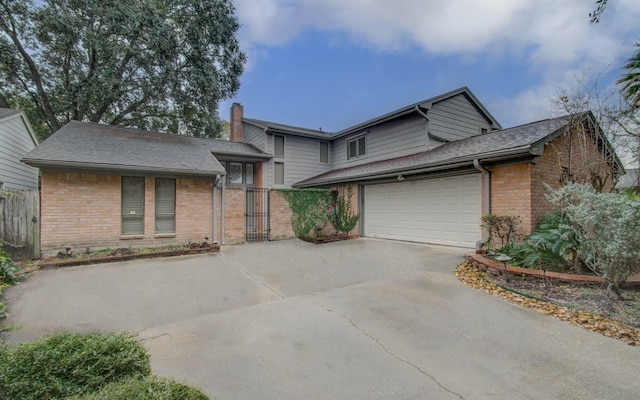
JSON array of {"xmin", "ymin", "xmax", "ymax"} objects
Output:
[{"xmin": 364, "ymin": 174, "xmax": 481, "ymax": 247}]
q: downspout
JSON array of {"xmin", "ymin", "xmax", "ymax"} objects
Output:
[
  {"xmin": 473, "ymin": 159, "xmax": 491, "ymax": 248},
  {"xmin": 212, "ymin": 175, "xmax": 220, "ymax": 244},
  {"xmin": 414, "ymin": 105, "xmax": 431, "ymax": 150},
  {"xmin": 221, "ymin": 178, "xmax": 226, "ymax": 245}
]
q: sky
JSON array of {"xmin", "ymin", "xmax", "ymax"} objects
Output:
[{"xmin": 220, "ymin": 0, "xmax": 640, "ymax": 133}]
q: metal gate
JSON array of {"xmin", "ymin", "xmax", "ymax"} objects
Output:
[{"xmin": 245, "ymin": 188, "xmax": 269, "ymax": 242}]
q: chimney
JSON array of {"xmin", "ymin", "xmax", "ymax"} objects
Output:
[{"xmin": 230, "ymin": 103, "xmax": 243, "ymax": 142}]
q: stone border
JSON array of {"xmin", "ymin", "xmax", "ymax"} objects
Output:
[
  {"xmin": 467, "ymin": 251, "xmax": 640, "ymax": 287},
  {"xmin": 40, "ymin": 245, "xmax": 220, "ymax": 269}
]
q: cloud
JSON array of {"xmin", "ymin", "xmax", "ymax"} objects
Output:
[{"xmin": 234, "ymin": 0, "xmax": 640, "ymax": 124}]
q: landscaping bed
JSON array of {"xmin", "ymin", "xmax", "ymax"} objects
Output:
[
  {"xmin": 456, "ymin": 261, "xmax": 640, "ymax": 346},
  {"xmin": 36, "ymin": 243, "xmax": 219, "ymax": 269},
  {"xmin": 298, "ymin": 235, "xmax": 358, "ymax": 244}
]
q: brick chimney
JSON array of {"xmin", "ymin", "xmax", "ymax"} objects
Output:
[{"xmin": 230, "ymin": 103, "xmax": 243, "ymax": 142}]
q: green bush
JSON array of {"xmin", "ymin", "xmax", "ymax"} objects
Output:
[
  {"xmin": 547, "ymin": 183, "xmax": 640, "ymax": 297},
  {"xmin": 0, "ymin": 332, "xmax": 151, "ymax": 400},
  {"xmin": 70, "ymin": 376, "xmax": 209, "ymax": 400},
  {"xmin": 506, "ymin": 211, "xmax": 581, "ymax": 272},
  {"xmin": 0, "ymin": 248, "xmax": 18, "ymax": 286},
  {"xmin": 278, "ymin": 189, "xmax": 331, "ymax": 238}
]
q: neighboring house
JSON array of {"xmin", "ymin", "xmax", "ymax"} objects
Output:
[
  {"xmin": 22, "ymin": 87, "xmax": 624, "ymax": 255},
  {"xmin": 0, "ymin": 108, "xmax": 39, "ymax": 190},
  {"xmin": 615, "ymin": 168, "xmax": 639, "ymax": 191}
]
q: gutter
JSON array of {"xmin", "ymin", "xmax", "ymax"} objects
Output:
[
  {"xmin": 414, "ymin": 105, "xmax": 449, "ymax": 145},
  {"xmin": 21, "ymin": 159, "xmax": 226, "ymax": 178},
  {"xmin": 212, "ymin": 175, "xmax": 220, "ymax": 244},
  {"xmin": 473, "ymin": 159, "xmax": 491, "ymax": 249}
]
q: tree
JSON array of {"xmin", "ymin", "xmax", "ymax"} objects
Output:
[
  {"xmin": 588, "ymin": 0, "xmax": 640, "ymax": 110},
  {"xmin": 617, "ymin": 44, "xmax": 640, "ymax": 110},
  {"xmin": 0, "ymin": 0, "xmax": 246, "ymax": 139}
]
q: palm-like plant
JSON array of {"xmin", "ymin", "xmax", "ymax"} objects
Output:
[{"xmin": 617, "ymin": 43, "xmax": 640, "ymax": 109}]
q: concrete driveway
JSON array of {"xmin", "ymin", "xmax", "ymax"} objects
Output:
[{"xmin": 2, "ymin": 239, "xmax": 639, "ymax": 399}]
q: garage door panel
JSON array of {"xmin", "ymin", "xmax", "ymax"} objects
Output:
[{"xmin": 364, "ymin": 175, "xmax": 481, "ymax": 247}]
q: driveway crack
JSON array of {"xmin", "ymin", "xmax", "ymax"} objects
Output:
[
  {"xmin": 219, "ymin": 253, "xmax": 286, "ymax": 300},
  {"xmin": 320, "ymin": 306, "xmax": 466, "ymax": 400}
]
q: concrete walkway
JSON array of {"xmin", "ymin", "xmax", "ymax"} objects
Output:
[{"xmin": 2, "ymin": 239, "xmax": 639, "ymax": 399}]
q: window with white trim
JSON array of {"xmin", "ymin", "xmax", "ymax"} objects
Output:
[{"xmin": 347, "ymin": 136, "xmax": 366, "ymax": 160}]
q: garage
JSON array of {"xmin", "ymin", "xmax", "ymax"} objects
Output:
[{"xmin": 363, "ymin": 174, "xmax": 482, "ymax": 247}]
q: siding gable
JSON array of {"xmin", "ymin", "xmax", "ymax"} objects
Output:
[
  {"xmin": 243, "ymin": 121, "xmax": 266, "ymax": 151},
  {"xmin": 0, "ymin": 113, "xmax": 39, "ymax": 189},
  {"xmin": 429, "ymin": 94, "xmax": 493, "ymax": 141}
]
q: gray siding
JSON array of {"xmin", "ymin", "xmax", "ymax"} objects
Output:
[
  {"xmin": 429, "ymin": 94, "xmax": 492, "ymax": 141},
  {"xmin": 333, "ymin": 114, "xmax": 428, "ymax": 169},
  {"xmin": 243, "ymin": 122, "xmax": 266, "ymax": 151},
  {"xmin": 0, "ymin": 115, "xmax": 38, "ymax": 189},
  {"xmin": 264, "ymin": 133, "xmax": 333, "ymax": 187}
]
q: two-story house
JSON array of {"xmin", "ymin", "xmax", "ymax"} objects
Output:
[{"xmin": 23, "ymin": 87, "xmax": 623, "ymax": 255}]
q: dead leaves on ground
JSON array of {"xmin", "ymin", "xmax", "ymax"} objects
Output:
[{"xmin": 455, "ymin": 262, "xmax": 640, "ymax": 346}]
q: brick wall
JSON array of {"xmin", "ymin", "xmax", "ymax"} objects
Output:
[
  {"xmin": 490, "ymin": 163, "xmax": 534, "ymax": 235},
  {"xmin": 269, "ymin": 190, "xmax": 294, "ymax": 240},
  {"xmin": 40, "ymin": 172, "xmax": 216, "ymax": 254},
  {"xmin": 487, "ymin": 128, "xmax": 616, "ymax": 238},
  {"xmin": 531, "ymin": 130, "xmax": 615, "ymax": 226}
]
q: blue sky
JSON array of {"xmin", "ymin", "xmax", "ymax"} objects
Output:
[{"xmin": 220, "ymin": 0, "xmax": 640, "ymax": 133}]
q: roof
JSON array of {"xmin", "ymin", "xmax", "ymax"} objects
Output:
[
  {"xmin": 0, "ymin": 108, "xmax": 22, "ymax": 120},
  {"xmin": 616, "ymin": 168, "xmax": 640, "ymax": 189},
  {"xmin": 295, "ymin": 113, "xmax": 618, "ymax": 187},
  {"xmin": 22, "ymin": 121, "xmax": 268, "ymax": 177},
  {"xmin": 243, "ymin": 118, "xmax": 333, "ymax": 139},
  {"xmin": 333, "ymin": 86, "xmax": 502, "ymax": 138}
]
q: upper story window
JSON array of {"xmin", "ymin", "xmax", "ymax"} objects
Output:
[
  {"xmin": 347, "ymin": 136, "xmax": 366, "ymax": 160},
  {"xmin": 274, "ymin": 135, "xmax": 285, "ymax": 158},
  {"xmin": 319, "ymin": 141, "xmax": 329, "ymax": 164}
]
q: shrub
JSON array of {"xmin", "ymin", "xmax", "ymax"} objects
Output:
[
  {"xmin": 0, "ymin": 249, "xmax": 18, "ymax": 286},
  {"xmin": 547, "ymin": 183, "xmax": 640, "ymax": 297},
  {"xmin": 481, "ymin": 214, "xmax": 521, "ymax": 251},
  {"xmin": 0, "ymin": 332, "xmax": 151, "ymax": 400},
  {"xmin": 278, "ymin": 189, "xmax": 332, "ymax": 238},
  {"xmin": 506, "ymin": 211, "xmax": 581, "ymax": 272},
  {"xmin": 70, "ymin": 376, "xmax": 209, "ymax": 400},
  {"xmin": 328, "ymin": 185, "xmax": 360, "ymax": 235}
]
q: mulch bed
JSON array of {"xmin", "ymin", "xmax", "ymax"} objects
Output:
[
  {"xmin": 299, "ymin": 235, "xmax": 358, "ymax": 244},
  {"xmin": 38, "ymin": 243, "xmax": 220, "ymax": 269},
  {"xmin": 455, "ymin": 262, "xmax": 640, "ymax": 346}
]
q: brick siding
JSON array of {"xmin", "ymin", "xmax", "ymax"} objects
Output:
[
  {"xmin": 489, "ymin": 128, "xmax": 615, "ymax": 237},
  {"xmin": 40, "ymin": 172, "xmax": 217, "ymax": 254}
]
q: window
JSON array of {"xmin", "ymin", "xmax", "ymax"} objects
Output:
[
  {"xmin": 274, "ymin": 135, "xmax": 285, "ymax": 158},
  {"xmin": 224, "ymin": 161, "xmax": 255, "ymax": 185},
  {"xmin": 155, "ymin": 178, "xmax": 175, "ymax": 234},
  {"xmin": 228, "ymin": 162, "xmax": 243, "ymax": 184},
  {"xmin": 245, "ymin": 163, "xmax": 254, "ymax": 185},
  {"xmin": 274, "ymin": 162, "xmax": 285, "ymax": 185},
  {"xmin": 347, "ymin": 136, "xmax": 366, "ymax": 160},
  {"xmin": 319, "ymin": 141, "xmax": 329, "ymax": 164},
  {"xmin": 122, "ymin": 176, "xmax": 145, "ymax": 235}
]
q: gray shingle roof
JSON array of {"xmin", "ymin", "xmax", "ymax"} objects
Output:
[
  {"xmin": 244, "ymin": 118, "xmax": 334, "ymax": 138},
  {"xmin": 294, "ymin": 114, "xmax": 578, "ymax": 187},
  {"xmin": 0, "ymin": 108, "xmax": 22, "ymax": 120},
  {"xmin": 22, "ymin": 121, "xmax": 268, "ymax": 176}
]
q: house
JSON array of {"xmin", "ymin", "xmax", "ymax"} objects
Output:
[
  {"xmin": 0, "ymin": 108, "xmax": 39, "ymax": 190},
  {"xmin": 22, "ymin": 87, "xmax": 624, "ymax": 255},
  {"xmin": 615, "ymin": 168, "xmax": 639, "ymax": 191}
]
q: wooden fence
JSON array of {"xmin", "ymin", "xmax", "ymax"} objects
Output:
[{"xmin": 0, "ymin": 189, "xmax": 40, "ymax": 260}]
